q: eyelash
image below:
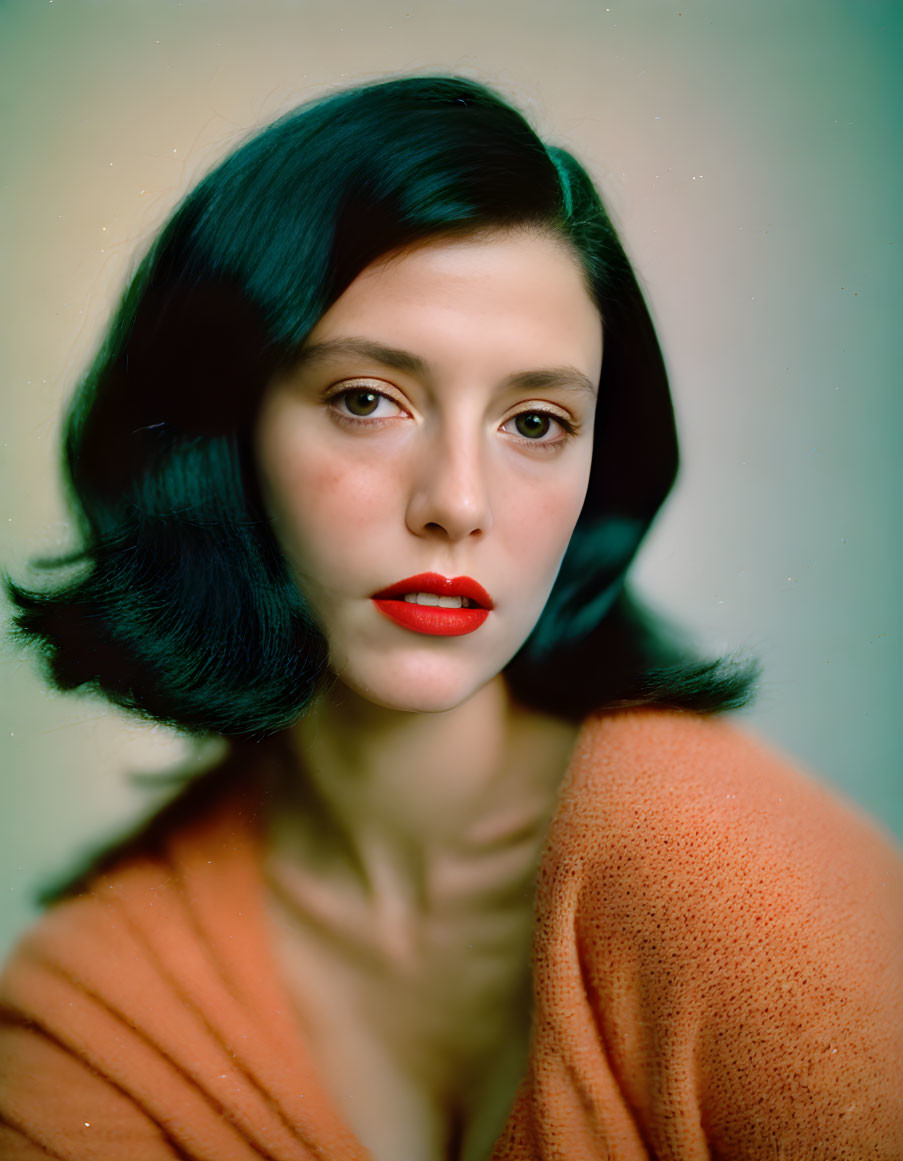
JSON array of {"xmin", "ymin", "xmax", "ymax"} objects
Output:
[{"xmin": 324, "ymin": 384, "xmax": 579, "ymax": 451}]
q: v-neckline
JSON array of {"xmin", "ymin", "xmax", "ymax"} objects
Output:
[{"xmin": 168, "ymin": 713, "xmax": 598, "ymax": 1160}]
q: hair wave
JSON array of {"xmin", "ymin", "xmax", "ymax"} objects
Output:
[{"xmin": 7, "ymin": 74, "xmax": 759, "ymax": 735}]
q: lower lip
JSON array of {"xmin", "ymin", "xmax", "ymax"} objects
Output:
[{"xmin": 372, "ymin": 599, "xmax": 489, "ymax": 637}]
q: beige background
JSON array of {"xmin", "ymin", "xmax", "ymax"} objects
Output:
[{"xmin": 2, "ymin": 0, "xmax": 900, "ymax": 956}]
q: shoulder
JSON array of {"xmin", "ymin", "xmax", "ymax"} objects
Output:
[
  {"xmin": 0, "ymin": 843, "xmax": 187, "ymax": 1156},
  {"xmin": 560, "ymin": 706, "xmax": 903, "ymax": 892},
  {"xmin": 556, "ymin": 708, "xmax": 903, "ymax": 1152},
  {"xmin": 0, "ymin": 738, "xmax": 272, "ymax": 1049},
  {"xmin": 560, "ymin": 706, "xmax": 903, "ymax": 970},
  {"xmin": 0, "ymin": 744, "xmax": 288, "ymax": 1159},
  {"xmin": 37, "ymin": 739, "xmax": 264, "ymax": 907}
]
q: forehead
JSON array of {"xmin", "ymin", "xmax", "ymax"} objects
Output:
[{"xmin": 304, "ymin": 229, "xmax": 603, "ymax": 381}]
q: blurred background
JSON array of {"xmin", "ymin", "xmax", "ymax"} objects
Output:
[{"xmin": 2, "ymin": 0, "xmax": 900, "ymax": 957}]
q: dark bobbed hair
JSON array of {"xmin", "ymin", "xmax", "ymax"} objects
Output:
[{"xmin": 7, "ymin": 74, "xmax": 759, "ymax": 736}]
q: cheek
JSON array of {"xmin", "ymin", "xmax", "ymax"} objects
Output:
[
  {"xmin": 267, "ymin": 444, "xmax": 393, "ymax": 573},
  {"xmin": 500, "ymin": 467, "xmax": 589, "ymax": 577}
]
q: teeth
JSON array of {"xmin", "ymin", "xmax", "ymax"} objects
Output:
[
  {"xmin": 405, "ymin": 592, "xmax": 439, "ymax": 606},
  {"xmin": 402, "ymin": 593, "xmax": 474, "ymax": 608}
]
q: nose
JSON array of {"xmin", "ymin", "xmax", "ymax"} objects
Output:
[{"xmin": 405, "ymin": 426, "xmax": 493, "ymax": 542}]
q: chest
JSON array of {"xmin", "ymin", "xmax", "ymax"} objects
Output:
[{"xmin": 263, "ymin": 859, "xmax": 538, "ymax": 1161}]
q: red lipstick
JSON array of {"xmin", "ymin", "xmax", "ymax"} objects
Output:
[{"xmin": 371, "ymin": 572, "xmax": 492, "ymax": 637}]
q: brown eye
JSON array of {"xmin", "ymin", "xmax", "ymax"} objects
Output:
[
  {"xmin": 344, "ymin": 389, "xmax": 381, "ymax": 416},
  {"xmin": 515, "ymin": 412, "xmax": 552, "ymax": 439}
]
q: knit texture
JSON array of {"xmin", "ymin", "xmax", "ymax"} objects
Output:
[{"xmin": 1, "ymin": 707, "xmax": 901, "ymax": 1159}]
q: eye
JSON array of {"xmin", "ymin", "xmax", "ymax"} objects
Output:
[
  {"xmin": 513, "ymin": 412, "xmax": 553, "ymax": 439},
  {"xmin": 501, "ymin": 408, "xmax": 575, "ymax": 446},
  {"xmin": 328, "ymin": 384, "xmax": 408, "ymax": 423}
]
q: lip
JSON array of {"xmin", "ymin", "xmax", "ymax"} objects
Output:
[
  {"xmin": 371, "ymin": 572, "xmax": 493, "ymax": 638},
  {"xmin": 371, "ymin": 572, "xmax": 494, "ymax": 608}
]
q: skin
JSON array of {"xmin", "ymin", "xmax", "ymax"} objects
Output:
[
  {"xmin": 256, "ymin": 227, "xmax": 602, "ymax": 718},
  {"xmin": 253, "ymin": 227, "xmax": 603, "ymax": 1159}
]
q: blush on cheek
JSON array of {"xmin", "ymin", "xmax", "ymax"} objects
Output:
[
  {"xmin": 286, "ymin": 460, "xmax": 395, "ymax": 575},
  {"xmin": 323, "ymin": 467, "xmax": 390, "ymax": 531},
  {"xmin": 280, "ymin": 448, "xmax": 344, "ymax": 495},
  {"xmin": 509, "ymin": 482, "xmax": 584, "ymax": 549},
  {"xmin": 277, "ymin": 452, "xmax": 354, "ymax": 516}
]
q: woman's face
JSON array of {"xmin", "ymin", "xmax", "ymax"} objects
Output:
[{"xmin": 254, "ymin": 228, "xmax": 603, "ymax": 714}]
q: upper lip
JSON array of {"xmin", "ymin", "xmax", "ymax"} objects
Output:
[{"xmin": 372, "ymin": 572, "xmax": 494, "ymax": 609}]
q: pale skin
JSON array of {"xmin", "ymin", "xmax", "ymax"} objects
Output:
[{"xmin": 253, "ymin": 228, "xmax": 604, "ymax": 1161}]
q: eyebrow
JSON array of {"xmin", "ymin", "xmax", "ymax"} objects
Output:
[{"xmin": 293, "ymin": 337, "xmax": 599, "ymax": 399}]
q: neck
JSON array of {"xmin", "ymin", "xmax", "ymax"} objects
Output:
[{"xmin": 267, "ymin": 675, "xmax": 579, "ymax": 918}]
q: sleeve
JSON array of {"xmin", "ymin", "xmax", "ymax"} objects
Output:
[
  {"xmin": 0, "ymin": 883, "xmax": 322, "ymax": 1161},
  {"xmin": 0, "ymin": 795, "xmax": 369, "ymax": 1161},
  {"xmin": 573, "ymin": 722, "xmax": 903, "ymax": 1159},
  {"xmin": 0, "ymin": 1016, "xmax": 183, "ymax": 1160},
  {"xmin": 0, "ymin": 891, "xmax": 228, "ymax": 1161}
]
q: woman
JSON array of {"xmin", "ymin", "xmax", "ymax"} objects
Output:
[{"xmin": 1, "ymin": 74, "xmax": 900, "ymax": 1160}]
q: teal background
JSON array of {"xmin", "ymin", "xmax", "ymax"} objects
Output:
[{"xmin": 2, "ymin": 0, "xmax": 901, "ymax": 957}]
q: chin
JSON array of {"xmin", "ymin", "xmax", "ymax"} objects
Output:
[
  {"xmin": 333, "ymin": 651, "xmax": 500, "ymax": 716},
  {"xmin": 361, "ymin": 689, "xmax": 474, "ymax": 715}
]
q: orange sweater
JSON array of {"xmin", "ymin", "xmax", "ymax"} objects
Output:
[{"xmin": 1, "ymin": 708, "xmax": 901, "ymax": 1159}]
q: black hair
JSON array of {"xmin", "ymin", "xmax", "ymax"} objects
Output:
[{"xmin": 6, "ymin": 74, "xmax": 759, "ymax": 736}]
